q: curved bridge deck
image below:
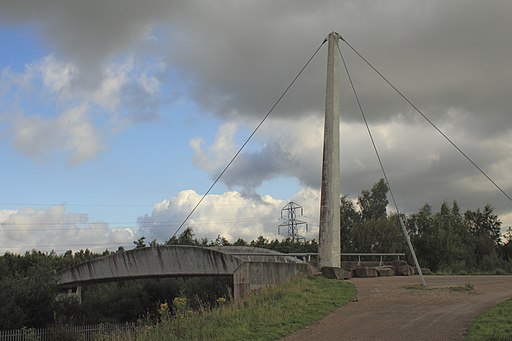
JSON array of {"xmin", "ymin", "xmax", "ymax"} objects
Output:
[{"xmin": 56, "ymin": 245, "xmax": 318, "ymax": 299}]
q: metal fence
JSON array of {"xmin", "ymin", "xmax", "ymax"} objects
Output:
[{"xmin": 0, "ymin": 323, "xmax": 136, "ymax": 341}]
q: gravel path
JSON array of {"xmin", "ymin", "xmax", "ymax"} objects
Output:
[{"xmin": 281, "ymin": 275, "xmax": 512, "ymax": 341}]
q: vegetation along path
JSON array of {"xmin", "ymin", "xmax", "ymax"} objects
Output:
[{"xmin": 281, "ymin": 275, "xmax": 512, "ymax": 341}]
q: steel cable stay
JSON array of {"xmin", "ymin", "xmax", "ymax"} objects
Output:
[
  {"xmin": 339, "ymin": 36, "xmax": 512, "ymax": 205},
  {"xmin": 336, "ymin": 41, "xmax": 426, "ymax": 286},
  {"xmin": 5, "ymin": 33, "xmax": 508, "ymax": 257},
  {"xmin": 337, "ymin": 34, "xmax": 512, "ymax": 286},
  {"xmin": 172, "ymin": 38, "xmax": 328, "ymax": 238}
]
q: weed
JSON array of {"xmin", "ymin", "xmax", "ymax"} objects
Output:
[
  {"xmin": 102, "ymin": 276, "xmax": 356, "ymax": 341},
  {"xmin": 449, "ymin": 282, "xmax": 474, "ymax": 292},
  {"xmin": 402, "ymin": 282, "xmax": 475, "ymax": 292}
]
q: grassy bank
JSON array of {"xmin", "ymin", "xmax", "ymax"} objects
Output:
[
  {"xmin": 101, "ymin": 276, "xmax": 355, "ymax": 341},
  {"xmin": 465, "ymin": 298, "xmax": 512, "ymax": 340}
]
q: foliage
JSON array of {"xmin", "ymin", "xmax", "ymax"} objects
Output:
[
  {"xmin": 408, "ymin": 200, "xmax": 508, "ymax": 272},
  {"xmin": 339, "ymin": 178, "xmax": 511, "ymax": 274},
  {"xmin": 104, "ymin": 276, "xmax": 356, "ymax": 341},
  {"xmin": 0, "ymin": 233, "xmax": 318, "ymax": 329},
  {"xmin": 0, "ymin": 249, "xmax": 97, "ymax": 329},
  {"xmin": 358, "ymin": 178, "xmax": 389, "ymax": 221},
  {"xmin": 402, "ymin": 282, "xmax": 475, "ymax": 292},
  {"xmin": 134, "ymin": 237, "xmax": 147, "ymax": 248},
  {"xmin": 340, "ymin": 180, "xmax": 406, "ymax": 254},
  {"xmin": 465, "ymin": 298, "xmax": 512, "ymax": 340},
  {"xmin": 1, "ymin": 178, "xmax": 511, "ymax": 330}
]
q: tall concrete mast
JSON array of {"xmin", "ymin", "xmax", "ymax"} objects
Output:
[{"xmin": 318, "ymin": 32, "xmax": 341, "ymax": 275}]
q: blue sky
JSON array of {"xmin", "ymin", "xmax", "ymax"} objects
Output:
[{"xmin": 1, "ymin": 1, "xmax": 512, "ymax": 253}]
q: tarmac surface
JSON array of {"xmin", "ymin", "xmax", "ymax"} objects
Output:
[{"xmin": 281, "ymin": 275, "xmax": 512, "ymax": 341}]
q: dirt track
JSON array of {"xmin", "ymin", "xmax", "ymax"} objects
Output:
[{"xmin": 281, "ymin": 275, "xmax": 512, "ymax": 341}]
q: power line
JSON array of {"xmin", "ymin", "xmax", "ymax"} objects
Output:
[
  {"xmin": 0, "ymin": 227, "xmax": 117, "ymax": 232},
  {"xmin": 0, "ymin": 216, "xmax": 276, "ymax": 226},
  {"xmin": 0, "ymin": 242, "xmax": 133, "ymax": 249},
  {"xmin": 0, "ymin": 222, "xmax": 138, "ymax": 226},
  {"xmin": 0, "ymin": 216, "xmax": 279, "ymax": 232},
  {"xmin": 0, "ymin": 201, "xmax": 267, "ymax": 208},
  {"xmin": 0, "ymin": 202, "xmax": 156, "ymax": 207},
  {"xmin": 172, "ymin": 38, "xmax": 328, "ymax": 238}
]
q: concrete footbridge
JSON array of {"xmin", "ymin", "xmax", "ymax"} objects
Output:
[{"xmin": 56, "ymin": 245, "xmax": 318, "ymax": 299}]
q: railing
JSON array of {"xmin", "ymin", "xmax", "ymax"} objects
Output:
[
  {"xmin": 227, "ymin": 252, "xmax": 405, "ymax": 265},
  {"xmin": 0, "ymin": 323, "xmax": 136, "ymax": 341},
  {"xmin": 341, "ymin": 253, "xmax": 405, "ymax": 266}
]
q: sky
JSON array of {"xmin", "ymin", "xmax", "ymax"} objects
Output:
[{"xmin": 1, "ymin": 0, "xmax": 512, "ymax": 254}]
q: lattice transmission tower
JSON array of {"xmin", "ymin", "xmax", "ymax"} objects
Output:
[{"xmin": 278, "ymin": 202, "xmax": 308, "ymax": 242}]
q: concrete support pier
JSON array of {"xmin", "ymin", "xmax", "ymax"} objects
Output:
[{"xmin": 318, "ymin": 32, "xmax": 342, "ymax": 278}]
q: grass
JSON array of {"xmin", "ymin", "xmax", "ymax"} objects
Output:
[
  {"xmin": 450, "ymin": 282, "xmax": 475, "ymax": 292},
  {"xmin": 402, "ymin": 282, "xmax": 475, "ymax": 293},
  {"xmin": 465, "ymin": 298, "xmax": 512, "ymax": 340},
  {"xmin": 99, "ymin": 276, "xmax": 356, "ymax": 341}
]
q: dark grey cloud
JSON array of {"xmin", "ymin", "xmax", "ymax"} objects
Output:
[
  {"xmin": 2, "ymin": 0, "xmax": 512, "ymax": 221},
  {"xmin": 2, "ymin": 0, "xmax": 509, "ymax": 129},
  {"xmin": 156, "ymin": 1, "xmax": 512, "ymax": 138},
  {"xmin": 167, "ymin": 0, "xmax": 512, "ymax": 220},
  {"xmin": 0, "ymin": 1, "xmax": 169, "ymax": 79}
]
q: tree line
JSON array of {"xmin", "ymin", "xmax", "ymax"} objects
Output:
[
  {"xmin": 0, "ymin": 231, "xmax": 317, "ymax": 330},
  {"xmin": 340, "ymin": 178, "xmax": 512, "ymax": 273},
  {"xmin": 1, "ymin": 178, "xmax": 511, "ymax": 329},
  {"xmin": 138, "ymin": 178, "xmax": 512, "ymax": 274}
]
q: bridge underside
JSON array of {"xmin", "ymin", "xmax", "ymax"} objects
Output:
[{"xmin": 56, "ymin": 245, "xmax": 318, "ymax": 299}]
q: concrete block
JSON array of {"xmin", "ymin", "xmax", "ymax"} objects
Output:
[
  {"xmin": 395, "ymin": 264, "xmax": 413, "ymax": 276},
  {"xmin": 353, "ymin": 267, "xmax": 378, "ymax": 278},
  {"xmin": 233, "ymin": 261, "xmax": 318, "ymax": 300},
  {"xmin": 374, "ymin": 266, "xmax": 395, "ymax": 277},
  {"xmin": 320, "ymin": 267, "xmax": 351, "ymax": 280},
  {"xmin": 421, "ymin": 268, "xmax": 432, "ymax": 275}
]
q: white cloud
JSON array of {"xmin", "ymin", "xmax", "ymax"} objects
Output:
[
  {"xmin": 1, "ymin": 0, "xmax": 512, "ymax": 250},
  {"xmin": 110, "ymin": 228, "xmax": 136, "ymax": 244},
  {"xmin": 190, "ymin": 122, "xmax": 239, "ymax": 174},
  {"xmin": 137, "ymin": 188, "xmax": 320, "ymax": 243},
  {"xmin": 93, "ymin": 57, "xmax": 133, "ymax": 111},
  {"xmin": 188, "ymin": 111, "xmax": 512, "ymax": 225},
  {"xmin": 138, "ymin": 73, "xmax": 160, "ymax": 96},
  {"xmin": 59, "ymin": 105, "xmax": 107, "ymax": 165},
  {"xmin": 40, "ymin": 55, "xmax": 76, "ymax": 97},
  {"xmin": 0, "ymin": 210, "xmax": 16, "ymax": 224},
  {"xmin": 1, "ymin": 50, "xmax": 164, "ymax": 163},
  {"xmin": 11, "ymin": 104, "xmax": 106, "ymax": 164},
  {"xmin": 0, "ymin": 206, "xmax": 136, "ymax": 254}
]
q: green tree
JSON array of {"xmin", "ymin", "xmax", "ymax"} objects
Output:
[
  {"xmin": 411, "ymin": 201, "xmax": 469, "ymax": 272},
  {"xmin": 342, "ymin": 179, "xmax": 402, "ymax": 254},
  {"xmin": 250, "ymin": 235, "xmax": 270, "ymax": 248},
  {"xmin": 134, "ymin": 236, "xmax": 146, "ymax": 248},
  {"xmin": 340, "ymin": 196, "xmax": 361, "ymax": 252},
  {"xmin": 501, "ymin": 227, "xmax": 512, "ymax": 262},
  {"xmin": 233, "ymin": 238, "xmax": 248, "ymax": 246},
  {"xmin": 210, "ymin": 235, "xmax": 231, "ymax": 246},
  {"xmin": 464, "ymin": 204, "xmax": 502, "ymax": 269},
  {"xmin": 358, "ymin": 178, "xmax": 389, "ymax": 221}
]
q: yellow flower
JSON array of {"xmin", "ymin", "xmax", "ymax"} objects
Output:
[
  {"xmin": 216, "ymin": 297, "xmax": 227, "ymax": 306},
  {"xmin": 173, "ymin": 296, "xmax": 187, "ymax": 310},
  {"xmin": 159, "ymin": 302, "xmax": 169, "ymax": 312}
]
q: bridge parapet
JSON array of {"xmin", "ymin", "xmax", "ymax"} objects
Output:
[
  {"xmin": 56, "ymin": 245, "xmax": 242, "ymax": 288},
  {"xmin": 209, "ymin": 246, "xmax": 307, "ymax": 263},
  {"xmin": 56, "ymin": 245, "xmax": 319, "ymax": 300}
]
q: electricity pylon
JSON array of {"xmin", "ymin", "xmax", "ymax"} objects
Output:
[{"xmin": 278, "ymin": 201, "xmax": 308, "ymax": 242}]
